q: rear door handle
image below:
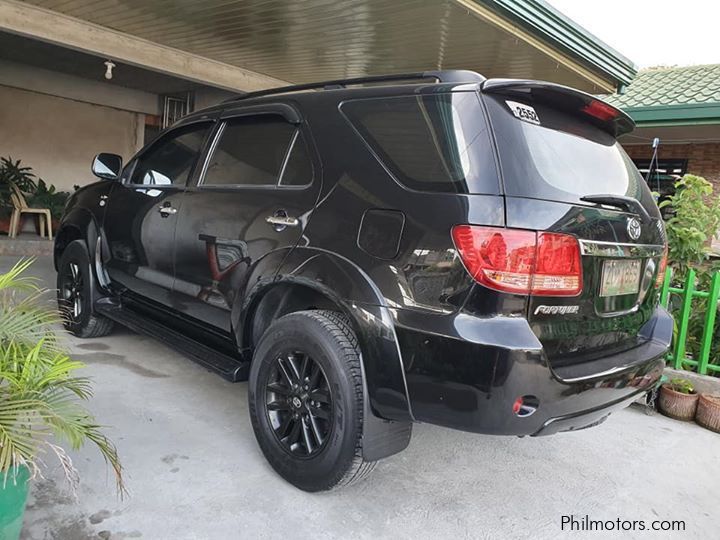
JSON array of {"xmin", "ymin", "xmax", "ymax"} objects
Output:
[
  {"xmin": 158, "ymin": 205, "xmax": 178, "ymax": 217},
  {"xmin": 266, "ymin": 215, "xmax": 299, "ymax": 227}
]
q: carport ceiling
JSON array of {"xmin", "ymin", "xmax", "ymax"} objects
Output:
[
  {"xmin": 0, "ymin": 30, "xmax": 203, "ymax": 93},
  {"xmin": 18, "ymin": 0, "xmax": 625, "ymax": 93}
]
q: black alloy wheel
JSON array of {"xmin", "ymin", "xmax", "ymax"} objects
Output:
[
  {"xmin": 56, "ymin": 240, "xmax": 114, "ymax": 338},
  {"xmin": 265, "ymin": 351, "xmax": 333, "ymax": 458},
  {"xmin": 59, "ymin": 261, "xmax": 85, "ymax": 322},
  {"xmin": 248, "ymin": 310, "xmax": 376, "ymax": 491}
]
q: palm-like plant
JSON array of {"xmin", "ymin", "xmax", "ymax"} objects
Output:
[
  {"xmin": 0, "ymin": 259, "xmax": 124, "ymax": 495},
  {"xmin": 0, "ymin": 157, "xmax": 38, "ymax": 210}
]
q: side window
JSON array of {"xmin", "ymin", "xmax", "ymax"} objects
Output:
[
  {"xmin": 341, "ymin": 92, "xmax": 499, "ymax": 194},
  {"xmin": 202, "ymin": 115, "xmax": 310, "ymax": 187},
  {"xmin": 128, "ymin": 123, "xmax": 211, "ymax": 186}
]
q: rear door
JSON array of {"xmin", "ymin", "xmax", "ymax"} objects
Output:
[
  {"xmin": 172, "ymin": 105, "xmax": 320, "ymax": 332},
  {"xmin": 482, "ymin": 85, "xmax": 666, "ymax": 368},
  {"xmin": 103, "ymin": 121, "xmax": 213, "ymax": 308}
]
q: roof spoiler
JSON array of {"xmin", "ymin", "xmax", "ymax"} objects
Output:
[{"xmin": 482, "ymin": 79, "xmax": 634, "ymax": 137}]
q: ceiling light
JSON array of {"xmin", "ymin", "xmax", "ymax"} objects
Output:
[{"xmin": 104, "ymin": 60, "xmax": 116, "ymax": 80}]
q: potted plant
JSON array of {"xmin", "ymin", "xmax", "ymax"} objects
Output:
[
  {"xmin": 0, "ymin": 259, "xmax": 124, "ymax": 539},
  {"xmin": 27, "ymin": 179, "xmax": 71, "ymax": 233},
  {"xmin": 695, "ymin": 393, "xmax": 720, "ymax": 433},
  {"xmin": 658, "ymin": 378, "xmax": 699, "ymax": 421},
  {"xmin": 0, "ymin": 158, "xmax": 38, "ymax": 235}
]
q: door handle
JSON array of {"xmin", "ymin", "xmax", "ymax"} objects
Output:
[
  {"xmin": 158, "ymin": 205, "xmax": 178, "ymax": 217},
  {"xmin": 266, "ymin": 209, "xmax": 299, "ymax": 232},
  {"xmin": 266, "ymin": 215, "xmax": 299, "ymax": 228}
]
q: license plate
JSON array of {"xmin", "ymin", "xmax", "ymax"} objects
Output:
[{"xmin": 600, "ymin": 259, "xmax": 642, "ymax": 297}]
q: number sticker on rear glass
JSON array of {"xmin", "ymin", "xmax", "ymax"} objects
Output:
[{"xmin": 506, "ymin": 100, "xmax": 541, "ymax": 125}]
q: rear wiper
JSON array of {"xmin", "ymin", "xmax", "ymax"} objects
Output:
[{"xmin": 580, "ymin": 194, "xmax": 651, "ymax": 224}]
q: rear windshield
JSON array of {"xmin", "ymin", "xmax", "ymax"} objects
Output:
[
  {"xmin": 484, "ymin": 94, "xmax": 657, "ymax": 211},
  {"xmin": 341, "ymin": 92, "xmax": 499, "ymax": 194}
]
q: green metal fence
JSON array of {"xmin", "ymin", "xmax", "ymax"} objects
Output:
[{"xmin": 659, "ymin": 267, "xmax": 720, "ymax": 375}]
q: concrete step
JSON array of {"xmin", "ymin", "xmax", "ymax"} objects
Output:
[
  {"xmin": 0, "ymin": 234, "xmax": 54, "ymax": 257},
  {"xmin": 664, "ymin": 367, "xmax": 720, "ymax": 395}
]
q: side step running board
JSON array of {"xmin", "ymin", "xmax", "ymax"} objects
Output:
[{"xmin": 95, "ymin": 303, "xmax": 249, "ymax": 382}]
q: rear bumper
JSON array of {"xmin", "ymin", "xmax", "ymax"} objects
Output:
[
  {"xmin": 397, "ymin": 306, "xmax": 671, "ymax": 436},
  {"xmin": 532, "ymin": 390, "xmax": 644, "ymax": 436}
]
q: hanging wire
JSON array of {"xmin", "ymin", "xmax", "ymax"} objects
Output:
[{"xmin": 644, "ymin": 138, "xmax": 661, "ymax": 194}]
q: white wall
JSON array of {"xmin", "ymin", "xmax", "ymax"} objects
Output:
[
  {"xmin": 0, "ymin": 59, "xmax": 158, "ymax": 115},
  {"xmin": 0, "ymin": 84, "xmax": 143, "ymax": 191}
]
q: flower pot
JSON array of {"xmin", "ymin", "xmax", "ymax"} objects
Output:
[
  {"xmin": 658, "ymin": 384, "xmax": 699, "ymax": 421},
  {"xmin": 0, "ymin": 466, "xmax": 30, "ymax": 540},
  {"xmin": 695, "ymin": 394, "xmax": 720, "ymax": 433}
]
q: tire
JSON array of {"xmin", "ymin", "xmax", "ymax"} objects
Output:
[
  {"xmin": 248, "ymin": 310, "xmax": 375, "ymax": 492},
  {"xmin": 56, "ymin": 240, "xmax": 114, "ymax": 338}
]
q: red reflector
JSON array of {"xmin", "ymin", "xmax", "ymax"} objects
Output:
[
  {"xmin": 655, "ymin": 245, "xmax": 668, "ymax": 288},
  {"xmin": 451, "ymin": 225, "xmax": 582, "ymax": 296},
  {"xmin": 581, "ymin": 100, "xmax": 619, "ymax": 122}
]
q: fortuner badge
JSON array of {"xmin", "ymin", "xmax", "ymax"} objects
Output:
[{"xmin": 534, "ymin": 305, "xmax": 580, "ymax": 315}]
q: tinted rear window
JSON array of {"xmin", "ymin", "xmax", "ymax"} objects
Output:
[
  {"xmin": 484, "ymin": 95, "xmax": 656, "ymax": 210},
  {"xmin": 341, "ymin": 92, "xmax": 499, "ymax": 194}
]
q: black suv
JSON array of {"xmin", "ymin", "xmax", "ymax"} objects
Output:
[{"xmin": 55, "ymin": 70, "xmax": 671, "ymax": 492}]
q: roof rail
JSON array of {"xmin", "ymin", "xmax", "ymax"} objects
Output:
[{"xmin": 224, "ymin": 70, "xmax": 485, "ymax": 103}]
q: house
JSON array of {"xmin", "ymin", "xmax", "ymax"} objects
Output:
[{"xmin": 604, "ymin": 64, "xmax": 720, "ymax": 195}]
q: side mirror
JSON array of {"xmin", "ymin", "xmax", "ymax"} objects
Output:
[{"xmin": 92, "ymin": 153, "xmax": 123, "ymax": 181}]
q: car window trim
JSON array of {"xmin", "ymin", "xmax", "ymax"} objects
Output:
[
  {"xmin": 220, "ymin": 103, "xmax": 302, "ymax": 124},
  {"xmin": 276, "ymin": 130, "xmax": 299, "ymax": 186},
  {"xmin": 195, "ymin": 112, "xmax": 313, "ymax": 191},
  {"xmin": 123, "ymin": 120, "xmax": 215, "ymax": 188},
  {"xmin": 276, "ymin": 130, "xmax": 314, "ymax": 189}
]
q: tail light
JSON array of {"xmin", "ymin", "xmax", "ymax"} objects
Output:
[
  {"xmin": 451, "ymin": 225, "xmax": 582, "ymax": 296},
  {"xmin": 655, "ymin": 245, "xmax": 668, "ymax": 288}
]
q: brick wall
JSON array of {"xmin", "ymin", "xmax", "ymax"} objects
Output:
[{"xmin": 624, "ymin": 142, "xmax": 720, "ymax": 186}]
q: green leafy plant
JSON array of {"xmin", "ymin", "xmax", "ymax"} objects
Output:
[
  {"xmin": 667, "ymin": 378, "xmax": 695, "ymax": 395},
  {"xmin": 0, "ymin": 259, "xmax": 124, "ymax": 495},
  {"xmin": 0, "ymin": 157, "xmax": 38, "ymax": 211},
  {"xmin": 660, "ymin": 174, "xmax": 720, "ymax": 274},
  {"xmin": 28, "ymin": 179, "xmax": 71, "ymax": 220},
  {"xmin": 660, "ymin": 174, "xmax": 720, "ymax": 366}
]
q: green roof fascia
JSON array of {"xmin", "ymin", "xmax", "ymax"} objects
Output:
[
  {"xmin": 479, "ymin": 0, "xmax": 637, "ymax": 87},
  {"xmin": 625, "ymin": 103, "xmax": 720, "ymax": 127}
]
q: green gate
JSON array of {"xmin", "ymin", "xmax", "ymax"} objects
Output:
[{"xmin": 659, "ymin": 267, "xmax": 720, "ymax": 375}]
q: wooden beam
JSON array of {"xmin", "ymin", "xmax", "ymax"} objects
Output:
[{"xmin": 0, "ymin": 0, "xmax": 288, "ymax": 92}]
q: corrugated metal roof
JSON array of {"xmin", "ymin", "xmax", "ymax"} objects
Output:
[
  {"xmin": 602, "ymin": 64, "xmax": 720, "ymax": 126},
  {"xmin": 605, "ymin": 64, "xmax": 720, "ymax": 108},
  {"xmin": 483, "ymin": 0, "xmax": 636, "ymax": 85},
  {"xmin": 19, "ymin": 0, "xmax": 629, "ymax": 93}
]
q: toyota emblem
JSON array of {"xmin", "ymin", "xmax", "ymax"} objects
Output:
[{"xmin": 627, "ymin": 217, "xmax": 642, "ymax": 240}]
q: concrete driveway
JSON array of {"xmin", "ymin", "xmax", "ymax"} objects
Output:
[{"xmin": 3, "ymin": 256, "xmax": 718, "ymax": 540}]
